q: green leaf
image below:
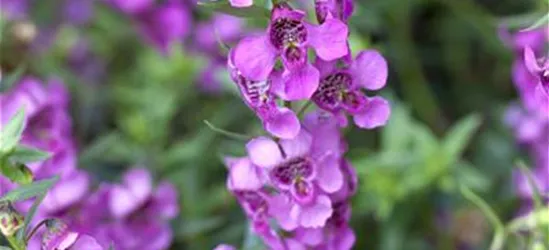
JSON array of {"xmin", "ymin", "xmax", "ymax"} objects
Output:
[
  {"xmin": 442, "ymin": 114, "xmax": 482, "ymax": 163},
  {"xmin": 0, "ymin": 163, "xmax": 33, "ymax": 185},
  {"xmin": 522, "ymin": 13, "xmax": 549, "ymax": 31},
  {"xmin": 0, "ymin": 176, "xmax": 58, "ymax": 202},
  {"xmin": 0, "ymin": 246, "xmax": 13, "ymax": 250},
  {"xmin": 382, "ymin": 104, "xmax": 413, "ymax": 152},
  {"xmin": 197, "ymin": 1, "xmax": 270, "ymax": 19},
  {"xmin": 8, "ymin": 146, "xmax": 51, "ymax": 163},
  {"xmin": 0, "ymin": 108, "xmax": 26, "ymax": 153}
]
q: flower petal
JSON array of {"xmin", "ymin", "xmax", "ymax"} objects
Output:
[
  {"xmin": 353, "ymin": 96, "xmax": 391, "ymax": 129},
  {"xmin": 228, "ymin": 158, "xmax": 264, "ymax": 190},
  {"xmin": 281, "ymin": 63, "xmax": 320, "ymax": 101},
  {"xmin": 234, "ymin": 35, "xmax": 277, "ymax": 81},
  {"xmin": 268, "ymin": 194, "xmax": 298, "ymax": 231},
  {"xmin": 350, "ymin": 50, "xmax": 388, "ymax": 90},
  {"xmin": 229, "ymin": 0, "xmax": 253, "ymax": 7},
  {"xmin": 524, "ymin": 46, "xmax": 542, "ymax": 74},
  {"xmin": 306, "ymin": 18, "xmax": 348, "ymax": 61},
  {"xmin": 296, "ymin": 195, "xmax": 333, "ymax": 228},
  {"xmin": 109, "ymin": 186, "xmax": 138, "ymax": 218},
  {"xmin": 315, "ymin": 155, "xmax": 343, "ymax": 193},
  {"xmin": 153, "ymin": 181, "xmax": 179, "ymax": 219},
  {"xmin": 246, "ymin": 137, "xmax": 283, "ymax": 168},
  {"xmin": 264, "ymin": 107, "xmax": 301, "ymax": 139},
  {"xmin": 71, "ymin": 235, "xmax": 103, "ymax": 250},
  {"xmin": 123, "ymin": 167, "xmax": 153, "ymax": 204},
  {"xmin": 280, "ymin": 130, "xmax": 313, "ymax": 159}
]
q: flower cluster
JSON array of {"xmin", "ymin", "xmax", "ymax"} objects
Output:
[
  {"xmin": 221, "ymin": 1, "xmax": 390, "ymax": 248},
  {"xmin": 501, "ymin": 27, "xmax": 549, "ymax": 212},
  {"xmin": 0, "ymin": 78, "xmax": 179, "ymax": 250}
]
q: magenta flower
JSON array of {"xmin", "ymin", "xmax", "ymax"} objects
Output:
[
  {"xmin": 41, "ymin": 219, "xmax": 104, "ymax": 250},
  {"xmin": 228, "ymin": 50, "xmax": 300, "ymax": 139},
  {"xmin": 105, "ymin": 168, "xmax": 179, "ymax": 250},
  {"xmin": 107, "ymin": 0, "xmax": 154, "ymax": 15},
  {"xmin": 213, "ymin": 244, "xmax": 236, "ymax": 250},
  {"xmin": 233, "ymin": 4, "xmax": 348, "ymax": 100},
  {"xmin": 229, "ymin": 0, "xmax": 253, "ymax": 8},
  {"xmin": 310, "ymin": 50, "xmax": 391, "ymax": 129},
  {"xmin": 314, "ymin": 0, "xmax": 354, "ymax": 24},
  {"xmin": 523, "ymin": 46, "xmax": 549, "ymax": 113}
]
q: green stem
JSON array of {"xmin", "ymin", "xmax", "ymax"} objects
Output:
[
  {"xmin": 6, "ymin": 235, "xmax": 25, "ymax": 250},
  {"xmin": 203, "ymin": 120, "xmax": 252, "ymax": 141},
  {"xmin": 296, "ymin": 101, "xmax": 312, "ymax": 118},
  {"xmin": 460, "ymin": 185, "xmax": 506, "ymax": 250}
]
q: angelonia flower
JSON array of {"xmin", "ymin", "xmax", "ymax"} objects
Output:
[
  {"xmin": 41, "ymin": 218, "xmax": 103, "ymax": 250},
  {"xmin": 106, "ymin": 0, "xmax": 190, "ymax": 54},
  {"xmin": 229, "ymin": 0, "xmax": 253, "ymax": 8},
  {"xmin": 0, "ymin": 77, "xmax": 179, "ymax": 250},
  {"xmin": 0, "ymin": 77, "xmax": 90, "ymax": 215},
  {"xmin": 222, "ymin": 111, "xmax": 357, "ymax": 249},
  {"xmin": 232, "ymin": 3, "xmax": 349, "ymax": 100},
  {"xmin": 220, "ymin": 1, "xmax": 389, "ymax": 248},
  {"xmin": 502, "ymin": 28, "xmax": 549, "ymax": 213}
]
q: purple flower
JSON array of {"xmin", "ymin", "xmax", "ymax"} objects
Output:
[
  {"xmin": 0, "ymin": 0, "xmax": 28, "ymax": 20},
  {"xmin": 213, "ymin": 244, "xmax": 236, "ymax": 250},
  {"xmin": 310, "ymin": 50, "xmax": 391, "ymax": 129},
  {"xmin": 233, "ymin": 4, "xmax": 349, "ymax": 100},
  {"xmin": 107, "ymin": 0, "xmax": 154, "ymax": 14},
  {"xmin": 229, "ymin": 0, "xmax": 253, "ymax": 8},
  {"xmin": 246, "ymin": 130, "xmax": 343, "ymax": 228},
  {"xmin": 314, "ymin": 0, "xmax": 354, "ymax": 24},
  {"xmin": 523, "ymin": 46, "xmax": 549, "ymax": 113},
  {"xmin": 41, "ymin": 218, "xmax": 104, "ymax": 250},
  {"xmin": 136, "ymin": 2, "xmax": 191, "ymax": 54},
  {"xmin": 228, "ymin": 50, "xmax": 300, "ymax": 139},
  {"xmin": 105, "ymin": 168, "xmax": 179, "ymax": 250}
]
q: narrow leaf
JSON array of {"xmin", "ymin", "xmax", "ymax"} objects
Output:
[
  {"xmin": 8, "ymin": 146, "xmax": 51, "ymax": 163},
  {"xmin": 0, "ymin": 176, "xmax": 58, "ymax": 202},
  {"xmin": 204, "ymin": 120, "xmax": 252, "ymax": 141},
  {"xmin": 0, "ymin": 108, "xmax": 26, "ymax": 153},
  {"xmin": 0, "ymin": 163, "xmax": 33, "ymax": 185},
  {"xmin": 442, "ymin": 114, "xmax": 482, "ymax": 162},
  {"xmin": 198, "ymin": 1, "xmax": 269, "ymax": 19},
  {"xmin": 522, "ymin": 13, "xmax": 549, "ymax": 31}
]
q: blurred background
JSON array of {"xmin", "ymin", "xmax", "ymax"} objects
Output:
[{"xmin": 0, "ymin": 0, "xmax": 547, "ymax": 249}]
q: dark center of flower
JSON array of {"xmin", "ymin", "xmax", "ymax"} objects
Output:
[
  {"xmin": 269, "ymin": 18, "xmax": 307, "ymax": 50},
  {"xmin": 238, "ymin": 191, "xmax": 267, "ymax": 212},
  {"xmin": 541, "ymin": 70, "xmax": 549, "ymax": 87},
  {"xmin": 313, "ymin": 72, "xmax": 353, "ymax": 111},
  {"xmin": 270, "ymin": 157, "xmax": 313, "ymax": 186}
]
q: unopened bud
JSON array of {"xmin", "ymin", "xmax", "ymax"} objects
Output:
[{"xmin": 0, "ymin": 201, "xmax": 24, "ymax": 236}]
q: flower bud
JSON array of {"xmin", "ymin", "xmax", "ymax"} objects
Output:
[{"xmin": 0, "ymin": 201, "xmax": 24, "ymax": 236}]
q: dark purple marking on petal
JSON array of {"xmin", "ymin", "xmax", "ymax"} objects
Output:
[
  {"xmin": 312, "ymin": 72, "xmax": 353, "ymax": 111},
  {"xmin": 269, "ymin": 18, "xmax": 308, "ymax": 50},
  {"xmin": 270, "ymin": 157, "xmax": 314, "ymax": 186}
]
